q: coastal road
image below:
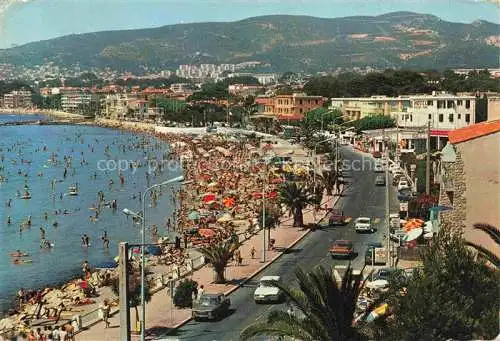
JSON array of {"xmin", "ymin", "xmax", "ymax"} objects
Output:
[{"xmin": 164, "ymin": 146, "xmax": 400, "ymax": 341}]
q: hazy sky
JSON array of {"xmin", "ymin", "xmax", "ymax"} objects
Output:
[{"xmin": 0, "ymin": 0, "xmax": 498, "ymax": 48}]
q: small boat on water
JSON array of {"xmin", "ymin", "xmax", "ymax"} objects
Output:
[{"xmin": 68, "ymin": 190, "xmax": 78, "ymax": 196}]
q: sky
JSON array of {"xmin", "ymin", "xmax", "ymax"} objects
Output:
[{"xmin": 0, "ymin": 0, "xmax": 498, "ymax": 49}]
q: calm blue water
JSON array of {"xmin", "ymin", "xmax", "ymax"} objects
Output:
[
  {"xmin": 0, "ymin": 114, "xmax": 47, "ymax": 124},
  {"xmin": 0, "ymin": 117, "xmax": 180, "ymax": 314}
]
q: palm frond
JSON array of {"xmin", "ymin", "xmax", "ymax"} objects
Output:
[
  {"xmin": 472, "ymin": 223, "xmax": 500, "ymax": 245},
  {"xmin": 465, "ymin": 241, "xmax": 500, "ymax": 267}
]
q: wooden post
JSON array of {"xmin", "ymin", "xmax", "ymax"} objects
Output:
[{"xmin": 119, "ymin": 242, "xmax": 131, "ymax": 341}]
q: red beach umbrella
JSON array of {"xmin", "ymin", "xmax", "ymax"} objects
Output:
[
  {"xmin": 203, "ymin": 194, "xmax": 216, "ymax": 203},
  {"xmin": 198, "ymin": 228, "xmax": 216, "ymax": 238}
]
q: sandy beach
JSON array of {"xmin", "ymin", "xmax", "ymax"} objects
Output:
[{"xmin": 0, "ymin": 117, "xmax": 311, "ymax": 339}]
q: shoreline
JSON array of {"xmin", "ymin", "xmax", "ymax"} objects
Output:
[
  {"xmin": 0, "ymin": 108, "xmax": 89, "ymax": 121},
  {"xmin": 0, "ymin": 118, "xmax": 180, "ymax": 336}
]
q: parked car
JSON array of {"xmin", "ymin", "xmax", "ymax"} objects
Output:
[
  {"xmin": 355, "ymin": 217, "xmax": 374, "ymax": 233},
  {"xmin": 364, "ymin": 242, "xmax": 386, "ymax": 265},
  {"xmin": 374, "ymin": 163, "xmax": 384, "ymax": 173},
  {"xmin": 372, "ymin": 267, "xmax": 407, "ymax": 281},
  {"xmin": 329, "ymin": 240, "xmax": 355, "ymax": 259},
  {"xmin": 392, "ymin": 173, "xmax": 404, "ymax": 186},
  {"xmin": 397, "ymin": 179, "xmax": 409, "ymax": 191},
  {"xmin": 206, "ymin": 126, "xmax": 218, "ymax": 133},
  {"xmin": 389, "ymin": 213, "xmax": 401, "ymax": 230},
  {"xmin": 375, "ymin": 175, "xmax": 386, "ymax": 186},
  {"xmin": 254, "ymin": 276, "xmax": 283, "ymax": 303},
  {"xmin": 328, "ymin": 208, "xmax": 348, "ymax": 226},
  {"xmin": 389, "ymin": 164, "xmax": 401, "ymax": 175},
  {"xmin": 192, "ymin": 293, "xmax": 231, "ymax": 321},
  {"xmin": 397, "ymin": 188, "xmax": 414, "ymax": 202}
]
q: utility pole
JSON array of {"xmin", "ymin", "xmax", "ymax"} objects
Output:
[
  {"xmin": 383, "ymin": 129, "xmax": 391, "ymax": 267},
  {"xmin": 262, "ymin": 162, "xmax": 267, "ymax": 262},
  {"xmin": 119, "ymin": 242, "xmax": 131, "ymax": 341},
  {"xmin": 426, "ymin": 120, "xmax": 431, "ymax": 195}
]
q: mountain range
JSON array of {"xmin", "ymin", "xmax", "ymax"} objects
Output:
[{"xmin": 0, "ymin": 11, "xmax": 498, "ymax": 73}]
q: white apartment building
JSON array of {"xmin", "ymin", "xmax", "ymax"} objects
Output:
[
  {"xmin": 2, "ymin": 90, "xmax": 32, "ymax": 108},
  {"xmin": 396, "ymin": 92, "xmax": 476, "ymax": 150},
  {"xmin": 101, "ymin": 94, "xmax": 134, "ymax": 119}
]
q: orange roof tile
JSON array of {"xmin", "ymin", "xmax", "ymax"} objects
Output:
[{"xmin": 449, "ymin": 120, "xmax": 500, "ymax": 144}]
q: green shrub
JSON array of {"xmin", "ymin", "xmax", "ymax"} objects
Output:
[{"xmin": 173, "ymin": 279, "xmax": 198, "ymax": 308}]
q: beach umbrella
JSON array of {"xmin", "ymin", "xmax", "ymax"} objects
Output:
[
  {"xmin": 203, "ymin": 194, "xmax": 217, "ymax": 203},
  {"xmin": 217, "ymin": 214, "xmax": 233, "ymax": 223},
  {"xmin": 222, "ymin": 197, "xmax": 235, "ymax": 208},
  {"xmin": 252, "ymin": 192, "xmax": 263, "ymax": 199},
  {"xmin": 198, "ymin": 228, "xmax": 216, "ymax": 238},
  {"xmin": 267, "ymin": 191, "xmax": 278, "ymax": 199},
  {"xmin": 188, "ymin": 211, "xmax": 200, "ymax": 220},
  {"xmin": 207, "ymin": 182, "xmax": 218, "ymax": 188},
  {"xmin": 366, "ymin": 303, "xmax": 389, "ymax": 322}
]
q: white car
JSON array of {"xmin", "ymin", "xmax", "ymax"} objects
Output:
[
  {"xmin": 397, "ymin": 180, "xmax": 409, "ymax": 191},
  {"xmin": 389, "ymin": 164, "xmax": 401, "ymax": 174},
  {"xmin": 355, "ymin": 217, "xmax": 374, "ymax": 233},
  {"xmin": 254, "ymin": 276, "xmax": 283, "ymax": 303},
  {"xmin": 373, "ymin": 163, "xmax": 384, "ymax": 173}
]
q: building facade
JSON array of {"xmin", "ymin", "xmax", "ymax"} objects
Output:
[
  {"xmin": 438, "ymin": 120, "xmax": 500, "ymax": 259},
  {"xmin": 2, "ymin": 90, "xmax": 32, "ymax": 108},
  {"xmin": 255, "ymin": 93, "xmax": 326, "ymax": 120},
  {"xmin": 330, "ymin": 96, "xmax": 409, "ymax": 120},
  {"xmin": 60, "ymin": 88, "xmax": 92, "ymax": 113}
]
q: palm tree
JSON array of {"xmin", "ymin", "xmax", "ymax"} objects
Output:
[
  {"xmin": 257, "ymin": 203, "xmax": 281, "ymax": 250},
  {"xmin": 240, "ymin": 264, "xmax": 368, "ymax": 341},
  {"xmin": 198, "ymin": 238, "xmax": 240, "ymax": 283},
  {"xmin": 465, "ymin": 223, "xmax": 500, "ymax": 267},
  {"xmin": 279, "ymin": 182, "xmax": 315, "ymax": 227},
  {"xmin": 320, "ymin": 169, "xmax": 337, "ymax": 196}
]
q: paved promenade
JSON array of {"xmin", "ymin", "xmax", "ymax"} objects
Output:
[{"xmin": 76, "ymin": 188, "xmax": 341, "ymax": 341}]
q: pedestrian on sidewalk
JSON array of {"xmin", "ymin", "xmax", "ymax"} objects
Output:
[
  {"xmin": 100, "ymin": 299, "xmax": 111, "ymax": 328},
  {"xmin": 250, "ymin": 246, "xmax": 256, "ymax": 259},
  {"xmin": 197, "ymin": 285, "xmax": 204, "ymax": 300}
]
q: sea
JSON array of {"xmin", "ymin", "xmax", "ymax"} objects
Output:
[{"xmin": 0, "ymin": 115, "xmax": 180, "ymax": 315}]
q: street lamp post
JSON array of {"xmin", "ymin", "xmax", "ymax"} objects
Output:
[{"xmin": 123, "ymin": 175, "xmax": 184, "ymax": 341}]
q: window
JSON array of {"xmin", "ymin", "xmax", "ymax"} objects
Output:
[
  {"xmin": 447, "ymin": 101, "xmax": 453, "ymax": 108},
  {"xmin": 439, "ymin": 114, "xmax": 444, "ymax": 122},
  {"xmin": 465, "ymin": 114, "xmax": 470, "ymax": 123},
  {"xmin": 299, "ymin": 99, "xmax": 303, "ymax": 105},
  {"xmin": 299, "ymin": 108, "xmax": 303, "ymax": 113},
  {"xmin": 427, "ymin": 100, "xmax": 433, "ymax": 106},
  {"xmin": 437, "ymin": 101, "xmax": 445, "ymax": 109},
  {"xmin": 457, "ymin": 100, "xmax": 462, "ymax": 106},
  {"xmin": 465, "ymin": 100, "xmax": 470, "ymax": 109},
  {"xmin": 458, "ymin": 114, "xmax": 461, "ymax": 119},
  {"xmin": 428, "ymin": 114, "xmax": 432, "ymax": 120},
  {"xmin": 449, "ymin": 114, "xmax": 453, "ymax": 122},
  {"xmin": 315, "ymin": 100, "xmax": 319, "ymax": 105},
  {"xmin": 410, "ymin": 115, "xmax": 413, "ymax": 122}
]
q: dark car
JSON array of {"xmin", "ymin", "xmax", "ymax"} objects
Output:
[
  {"xmin": 375, "ymin": 175, "xmax": 386, "ymax": 186},
  {"xmin": 192, "ymin": 293, "xmax": 230, "ymax": 321},
  {"xmin": 328, "ymin": 208, "xmax": 347, "ymax": 226},
  {"xmin": 397, "ymin": 188, "xmax": 414, "ymax": 202},
  {"xmin": 364, "ymin": 242, "xmax": 384, "ymax": 264},
  {"xmin": 206, "ymin": 126, "xmax": 217, "ymax": 133}
]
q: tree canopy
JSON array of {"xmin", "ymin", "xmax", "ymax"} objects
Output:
[
  {"xmin": 303, "ymin": 69, "xmax": 499, "ymax": 98},
  {"xmin": 367, "ymin": 225, "xmax": 499, "ymax": 341}
]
